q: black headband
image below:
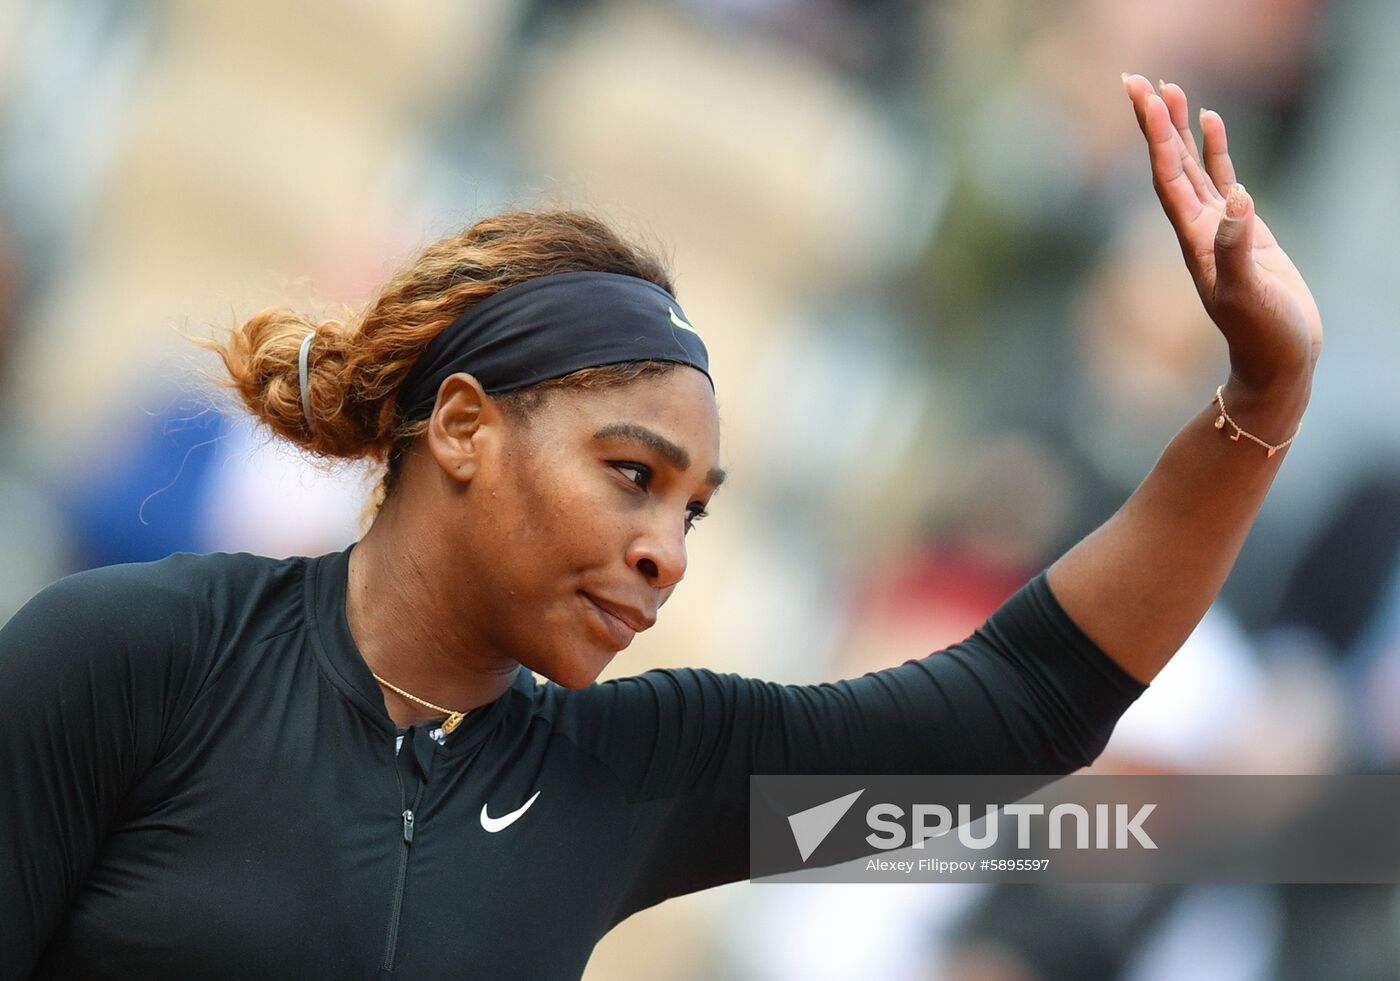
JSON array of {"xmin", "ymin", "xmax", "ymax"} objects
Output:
[{"xmin": 395, "ymin": 270, "xmax": 711, "ymax": 422}]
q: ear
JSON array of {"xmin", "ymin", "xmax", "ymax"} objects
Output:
[{"xmin": 424, "ymin": 372, "xmax": 501, "ymax": 484}]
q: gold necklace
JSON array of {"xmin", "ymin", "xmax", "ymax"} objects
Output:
[{"xmin": 371, "ymin": 671, "xmax": 468, "ymax": 734}]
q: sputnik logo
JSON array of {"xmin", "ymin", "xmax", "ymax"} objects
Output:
[{"xmin": 787, "ymin": 789, "xmax": 864, "ymax": 862}]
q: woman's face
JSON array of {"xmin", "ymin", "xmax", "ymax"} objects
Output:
[{"xmin": 459, "ymin": 367, "xmax": 724, "ymax": 687}]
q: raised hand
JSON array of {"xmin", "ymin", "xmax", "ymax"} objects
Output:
[{"xmin": 1121, "ymin": 73, "xmax": 1322, "ymax": 399}]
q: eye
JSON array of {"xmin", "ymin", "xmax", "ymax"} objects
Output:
[
  {"xmin": 612, "ymin": 461, "xmax": 711, "ymax": 533},
  {"xmin": 611, "ymin": 462, "xmax": 652, "ymax": 491}
]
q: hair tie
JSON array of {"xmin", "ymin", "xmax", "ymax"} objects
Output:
[{"xmin": 297, "ymin": 330, "xmax": 316, "ymax": 431}]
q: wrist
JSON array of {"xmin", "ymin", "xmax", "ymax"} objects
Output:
[{"xmin": 1218, "ymin": 373, "xmax": 1310, "ymax": 447}]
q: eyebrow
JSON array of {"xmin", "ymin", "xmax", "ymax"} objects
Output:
[{"xmin": 593, "ymin": 423, "xmax": 727, "ymax": 488}]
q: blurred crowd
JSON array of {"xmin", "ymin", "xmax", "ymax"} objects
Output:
[{"xmin": 2, "ymin": 1, "xmax": 1398, "ymax": 978}]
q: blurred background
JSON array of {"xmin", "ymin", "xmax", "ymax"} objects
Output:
[{"xmin": 2, "ymin": 0, "xmax": 1399, "ymax": 977}]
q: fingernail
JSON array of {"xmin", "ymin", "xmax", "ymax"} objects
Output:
[
  {"xmin": 1158, "ymin": 79, "xmax": 1168, "ymax": 92},
  {"xmin": 1225, "ymin": 182, "xmax": 1249, "ymax": 219},
  {"xmin": 1121, "ymin": 72, "xmax": 1131, "ymax": 94}
]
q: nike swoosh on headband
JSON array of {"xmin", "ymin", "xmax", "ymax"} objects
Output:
[
  {"xmin": 669, "ymin": 307, "xmax": 698, "ymax": 334},
  {"xmin": 480, "ymin": 790, "xmax": 542, "ymax": 833}
]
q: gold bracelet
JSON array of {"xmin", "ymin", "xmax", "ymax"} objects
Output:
[{"xmin": 1213, "ymin": 384, "xmax": 1299, "ymax": 458}]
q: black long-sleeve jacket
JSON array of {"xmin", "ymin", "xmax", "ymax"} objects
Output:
[{"xmin": 0, "ymin": 545, "xmax": 1146, "ymax": 979}]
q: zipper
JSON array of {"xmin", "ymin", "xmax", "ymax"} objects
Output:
[{"xmin": 381, "ymin": 748, "xmax": 426, "ymax": 977}]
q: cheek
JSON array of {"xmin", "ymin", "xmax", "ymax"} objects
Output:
[{"xmin": 512, "ymin": 472, "xmax": 626, "ymax": 571}]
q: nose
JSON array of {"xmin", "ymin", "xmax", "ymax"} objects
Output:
[{"xmin": 627, "ymin": 519, "xmax": 688, "ymax": 590}]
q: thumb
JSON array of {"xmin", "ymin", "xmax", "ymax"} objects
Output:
[{"xmin": 1213, "ymin": 183, "xmax": 1256, "ymax": 300}]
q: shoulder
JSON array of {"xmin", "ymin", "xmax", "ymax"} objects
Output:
[
  {"xmin": 534, "ymin": 666, "xmax": 760, "ymax": 735},
  {"xmin": 10, "ymin": 550, "xmax": 304, "ymax": 634},
  {"xmin": 0, "ymin": 551, "xmax": 312, "ymax": 693}
]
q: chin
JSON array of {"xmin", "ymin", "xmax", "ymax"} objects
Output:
[{"xmin": 532, "ymin": 651, "xmax": 614, "ymax": 690}]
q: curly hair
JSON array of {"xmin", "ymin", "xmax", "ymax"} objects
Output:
[{"xmin": 193, "ymin": 210, "xmax": 680, "ymax": 505}]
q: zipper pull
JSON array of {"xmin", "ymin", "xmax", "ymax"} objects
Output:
[{"xmin": 402, "ymin": 809, "xmax": 415, "ymax": 844}]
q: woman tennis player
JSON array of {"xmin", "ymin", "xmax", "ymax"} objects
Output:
[{"xmin": 0, "ymin": 76, "xmax": 1320, "ymax": 979}]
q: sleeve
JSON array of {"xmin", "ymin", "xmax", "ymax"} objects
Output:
[
  {"xmin": 555, "ymin": 572, "xmax": 1149, "ymax": 919},
  {"xmin": 0, "ymin": 563, "xmax": 203, "ymax": 974}
]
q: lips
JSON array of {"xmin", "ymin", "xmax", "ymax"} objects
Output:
[{"xmin": 581, "ymin": 592, "xmax": 656, "ymax": 649}]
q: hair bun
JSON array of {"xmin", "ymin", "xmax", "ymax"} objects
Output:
[{"xmin": 200, "ymin": 308, "xmax": 377, "ymax": 459}]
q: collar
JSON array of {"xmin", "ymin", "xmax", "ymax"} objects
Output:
[{"xmin": 303, "ymin": 543, "xmax": 534, "ymax": 756}]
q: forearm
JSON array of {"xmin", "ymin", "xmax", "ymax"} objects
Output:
[{"xmin": 1046, "ymin": 374, "xmax": 1310, "ymax": 684}]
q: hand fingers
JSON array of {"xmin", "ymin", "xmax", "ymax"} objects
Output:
[
  {"xmin": 1123, "ymin": 72, "xmax": 1152, "ymax": 134},
  {"xmin": 1124, "ymin": 75, "xmax": 1206, "ymax": 230},
  {"xmin": 1199, "ymin": 108, "xmax": 1238, "ymax": 196},
  {"xmin": 1158, "ymin": 81, "xmax": 1221, "ymax": 204},
  {"xmin": 1213, "ymin": 183, "xmax": 1258, "ymax": 315},
  {"xmin": 1157, "ymin": 81, "xmax": 1201, "ymax": 164}
]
